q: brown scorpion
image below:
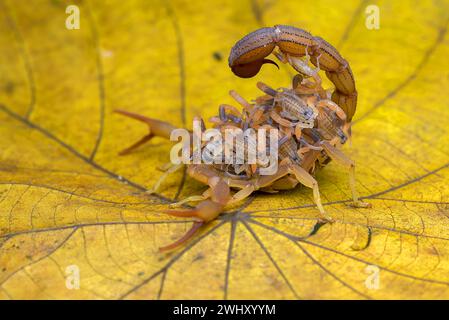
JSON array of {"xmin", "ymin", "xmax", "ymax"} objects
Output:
[{"xmin": 115, "ymin": 25, "xmax": 371, "ymax": 251}]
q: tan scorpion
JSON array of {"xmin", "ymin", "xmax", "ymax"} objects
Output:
[{"xmin": 115, "ymin": 25, "xmax": 371, "ymax": 251}]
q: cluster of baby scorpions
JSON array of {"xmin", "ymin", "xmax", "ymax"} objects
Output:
[{"xmin": 116, "ymin": 25, "xmax": 371, "ymax": 251}]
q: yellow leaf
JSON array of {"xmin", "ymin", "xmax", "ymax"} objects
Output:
[{"xmin": 1, "ymin": 0, "xmax": 449, "ymax": 299}]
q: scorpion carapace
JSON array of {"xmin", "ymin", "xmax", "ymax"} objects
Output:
[{"xmin": 115, "ymin": 25, "xmax": 370, "ymax": 252}]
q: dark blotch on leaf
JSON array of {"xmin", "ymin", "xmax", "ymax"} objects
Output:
[{"xmin": 213, "ymin": 52, "xmax": 223, "ymax": 61}]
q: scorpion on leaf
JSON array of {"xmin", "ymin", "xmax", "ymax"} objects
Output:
[{"xmin": 115, "ymin": 25, "xmax": 371, "ymax": 252}]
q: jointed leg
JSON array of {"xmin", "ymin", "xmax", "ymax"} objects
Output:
[
  {"xmin": 169, "ymin": 188, "xmax": 211, "ymax": 208},
  {"xmin": 271, "ymin": 110, "xmax": 295, "ymax": 127},
  {"xmin": 228, "ymin": 184, "xmax": 256, "ymax": 205},
  {"xmin": 229, "ymin": 90, "xmax": 253, "ymax": 113},
  {"xmin": 288, "ymin": 162, "xmax": 333, "ymax": 222},
  {"xmin": 317, "ymin": 100, "xmax": 347, "ymax": 122},
  {"xmin": 321, "ymin": 141, "xmax": 371, "ymax": 208},
  {"xmin": 274, "ymin": 50, "xmax": 327, "ymax": 97},
  {"xmin": 244, "ymin": 159, "xmax": 332, "ymax": 222},
  {"xmin": 147, "ymin": 163, "xmax": 184, "ymax": 194},
  {"xmin": 292, "ymin": 74, "xmax": 303, "ymax": 90}
]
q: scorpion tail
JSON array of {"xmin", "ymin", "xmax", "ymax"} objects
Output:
[{"xmin": 229, "ymin": 25, "xmax": 358, "ymax": 121}]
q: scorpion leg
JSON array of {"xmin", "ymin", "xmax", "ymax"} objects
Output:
[
  {"xmin": 286, "ymin": 160, "xmax": 333, "ymax": 222},
  {"xmin": 229, "ymin": 90, "xmax": 253, "ymax": 113},
  {"xmin": 270, "ymin": 110, "xmax": 295, "ymax": 127},
  {"xmin": 266, "ymin": 175, "xmax": 299, "ymax": 191},
  {"xmin": 228, "ymin": 184, "xmax": 256, "ymax": 205},
  {"xmin": 169, "ymin": 188, "xmax": 211, "ymax": 208},
  {"xmin": 117, "ymin": 134, "xmax": 153, "ymax": 156},
  {"xmin": 282, "ymin": 54, "xmax": 327, "ymax": 98},
  {"xmin": 147, "ymin": 163, "xmax": 184, "ymax": 194},
  {"xmin": 249, "ymin": 107, "xmax": 267, "ymax": 127},
  {"xmin": 249, "ymin": 159, "xmax": 332, "ymax": 222},
  {"xmin": 294, "ymin": 123, "xmax": 302, "ymax": 139},
  {"xmin": 220, "ymin": 104, "xmax": 244, "ymax": 126},
  {"xmin": 292, "ymin": 74, "xmax": 304, "ymax": 90},
  {"xmin": 321, "ymin": 141, "xmax": 371, "ymax": 208},
  {"xmin": 115, "ymin": 109, "xmax": 178, "ymax": 154},
  {"xmin": 256, "ymin": 81, "xmax": 278, "ymax": 97}
]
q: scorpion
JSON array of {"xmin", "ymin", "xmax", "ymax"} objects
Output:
[{"xmin": 115, "ymin": 25, "xmax": 371, "ymax": 251}]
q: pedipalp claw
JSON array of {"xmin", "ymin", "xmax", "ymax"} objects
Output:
[
  {"xmin": 118, "ymin": 134, "xmax": 153, "ymax": 155},
  {"xmin": 159, "ymin": 221, "xmax": 204, "ymax": 252},
  {"xmin": 164, "ymin": 200, "xmax": 223, "ymax": 223},
  {"xmin": 159, "ymin": 200, "xmax": 224, "ymax": 251},
  {"xmin": 163, "ymin": 208, "xmax": 204, "ymax": 221}
]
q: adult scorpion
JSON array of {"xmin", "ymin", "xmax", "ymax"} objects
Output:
[{"xmin": 115, "ymin": 25, "xmax": 371, "ymax": 251}]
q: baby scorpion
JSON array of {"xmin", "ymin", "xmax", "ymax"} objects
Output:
[{"xmin": 115, "ymin": 25, "xmax": 370, "ymax": 251}]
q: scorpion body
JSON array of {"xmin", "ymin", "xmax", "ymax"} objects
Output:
[{"xmin": 115, "ymin": 25, "xmax": 370, "ymax": 251}]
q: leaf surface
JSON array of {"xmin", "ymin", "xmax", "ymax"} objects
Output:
[{"xmin": 1, "ymin": 0, "xmax": 449, "ymax": 299}]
